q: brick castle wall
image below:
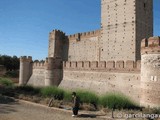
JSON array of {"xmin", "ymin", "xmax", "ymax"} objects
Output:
[
  {"xmin": 63, "ymin": 60, "xmax": 140, "ymax": 72},
  {"xmin": 60, "ymin": 68, "xmax": 141, "ymax": 104}
]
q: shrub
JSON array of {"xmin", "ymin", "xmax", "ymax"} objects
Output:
[
  {"xmin": 4, "ymin": 71, "xmax": 19, "ymax": 78},
  {"xmin": 64, "ymin": 91, "xmax": 72, "ymax": 102},
  {"xmin": 99, "ymin": 93, "xmax": 138, "ymax": 110},
  {"xmin": 0, "ymin": 77, "xmax": 14, "ymax": 87},
  {"xmin": 15, "ymin": 85, "xmax": 41, "ymax": 95},
  {"xmin": 0, "ymin": 77, "xmax": 14, "ymax": 96},
  {"xmin": 40, "ymin": 86, "xmax": 64, "ymax": 100},
  {"xmin": 0, "ymin": 95, "xmax": 15, "ymax": 104},
  {"xmin": 76, "ymin": 90, "xmax": 99, "ymax": 106}
]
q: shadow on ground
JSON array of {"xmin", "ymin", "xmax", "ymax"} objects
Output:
[
  {"xmin": 0, "ymin": 95, "xmax": 15, "ymax": 104},
  {"xmin": 78, "ymin": 113, "xmax": 106, "ymax": 118},
  {"xmin": 0, "ymin": 95, "xmax": 17, "ymax": 114},
  {"xmin": 78, "ymin": 114, "xmax": 97, "ymax": 118}
]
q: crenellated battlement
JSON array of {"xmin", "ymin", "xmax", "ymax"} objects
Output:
[
  {"xmin": 63, "ymin": 60, "xmax": 141, "ymax": 72},
  {"xmin": 141, "ymin": 36, "xmax": 160, "ymax": 55},
  {"xmin": 68, "ymin": 33, "xmax": 80, "ymax": 40},
  {"xmin": 33, "ymin": 57, "xmax": 62, "ymax": 70},
  {"xmin": 19, "ymin": 0, "xmax": 159, "ymax": 108},
  {"xmin": 49, "ymin": 29, "xmax": 66, "ymax": 37},
  {"xmin": 33, "ymin": 60, "xmax": 45, "ymax": 69},
  {"xmin": 19, "ymin": 56, "xmax": 32, "ymax": 85},
  {"xmin": 20, "ymin": 56, "xmax": 32, "ymax": 62},
  {"xmin": 67, "ymin": 30, "xmax": 100, "ymax": 40}
]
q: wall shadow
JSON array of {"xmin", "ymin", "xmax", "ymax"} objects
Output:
[{"xmin": 0, "ymin": 95, "xmax": 18, "ymax": 114}]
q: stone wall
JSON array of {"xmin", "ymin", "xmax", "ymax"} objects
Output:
[
  {"xmin": 141, "ymin": 37, "xmax": 160, "ymax": 108},
  {"xmin": 100, "ymin": 0, "xmax": 153, "ymax": 61},
  {"xmin": 60, "ymin": 70, "xmax": 140, "ymax": 104},
  {"xmin": 19, "ymin": 56, "xmax": 33, "ymax": 85},
  {"xmin": 67, "ymin": 30, "xmax": 100, "ymax": 61},
  {"xmin": 136, "ymin": 0, "xmax": 153, "ymax": 60},
  {"xmin": 45, "ymin": 57, "xmax": 63, "ymax": 86},
  {"xmin": 27, "ymin": 61, "xmax": 46, "ymax": 86},
  {"xmin": 48, "ymin": 30, "xmax": 66, "ymax": 58},
  {"xmin": 141, "ymin": 54, "xmax": 160, "ymax": 107},
  {"xmin": 27, "ymin": 57, "xmax": 63, "ymax": 87},
  {"xmin": 60, "ymin": 60, "xmax": 141, "ymax": 103},
  {"xmin": 63, "ymin": 60, "xmax": 141, "ymax": 71},
  {"xmin": 28, "ymin": 69, "xmax": 45, "ymax": 86},
  {"xmin": 48, "ymin": 30, "xmax": 101, "ymax": 62}
]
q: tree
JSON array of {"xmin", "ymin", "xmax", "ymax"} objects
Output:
[{"xmin": 0, "ymin": 55, "xmax": 20, "ymax": 71}]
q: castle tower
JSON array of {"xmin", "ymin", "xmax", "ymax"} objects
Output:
[
  {"xmin": 45, "ymin": 57, "xmax": 63, "ymax": 86},
  {"xmin": 100, "ymin": 0, "xmax": 153, "ymax": 61},
  {"xmin": 19, "ymin": 56, "xmax": 33, "ymax": 85},
  {"xmin": 48, "ymin": 30, "xmax": 66, "ymax": 59},
  {"xmin": 141, "ymin": 37, "xmax": 160, "ymax": 108}
]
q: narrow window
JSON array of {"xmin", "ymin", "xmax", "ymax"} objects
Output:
[{"xmin": 144, "ymin": 3, "xmax": 146, "ymax": 9}]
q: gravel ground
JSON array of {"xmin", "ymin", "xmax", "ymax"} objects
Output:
[
  {"xmin": 0, "ymin": 97, "xmax": 108, "ymax": 120},
  {"xmin": 0, "ymin": 96, "xmax": 153, "ymax": 120}
]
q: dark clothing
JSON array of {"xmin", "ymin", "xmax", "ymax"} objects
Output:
[
  {"xmin": 73, "ymin": 96, "xmax": 80, "ymax": 108},
  {"xmin": 73, "ymin": 107, "xmax": 79, "ymax": 115},
  {"xmin": 72, "ymin": 96, "xmax": 80, "ymax": 115}
]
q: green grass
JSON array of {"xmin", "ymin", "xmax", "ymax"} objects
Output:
[
  {"xmin": 40, "ymin": 86, "xmax": 64, "ymax": 100},
  {"xmin": 0, "ymin": 77, "xmax": 14, "ymax": 87},
  {"xmin": 76, "ymin": 90, "xmax": 99, "ymax": 106},
  {"xmin": 0, "ymin": 77, "xmax": 15, "ymax": 96},
  {"xmin": 64, "ymin": 91, "xmax": 72, "ymax": 102},
  {"xmin": 0, "ymin": 81, "xmax": 140, "ymax": 110},
  {"xmin": 99, "ymin": 93, "xmax": 138, "ymax": 110}
]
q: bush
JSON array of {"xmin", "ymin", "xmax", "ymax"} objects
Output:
[
  {"xmin": 100, "ymin": 93, "xmax": 138, "ymax": 110},
  {"xmin": 15, "ymin": 85, "xmax": 41, "ymax": 95},
  {"xmin": 40, "ymin": 86, "xmax": 64, "ymax": 100},
  {"xmin": 64, "ymin": 91, "xmax": 72, "ymax": 102},
  {"xmin": 76, "ymin": 90, "xmax": 99, "ymax": 106},
  {"xmin": 0, "ymin": 77, "xmax": 14, "ymax": 87},
  {"xmin": 4, "ymin": 71, "xmax": 19, "ymax": 78}
]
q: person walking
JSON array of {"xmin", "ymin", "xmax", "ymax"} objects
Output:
[{"xmin": 72, "ymin": 92, "xmax": 80, "ymax": 117}]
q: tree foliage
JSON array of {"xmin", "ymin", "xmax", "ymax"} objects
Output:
[{"xmin": 0, "ymin": 55, "xmax": 19, "ymax": 71}]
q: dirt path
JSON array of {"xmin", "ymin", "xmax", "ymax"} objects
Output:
[{"xmin": 0, "ymin": 96, "xmax": 108, "ymax": 120}]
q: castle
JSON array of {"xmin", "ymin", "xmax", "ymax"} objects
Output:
[{"xmin": 19, "ymin": 0, "xmax": 160, "ymax": 108}]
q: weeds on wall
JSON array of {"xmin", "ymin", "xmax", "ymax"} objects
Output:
[
  {"xmin": 63, "ymin": 91, "xmax": 72, "ymax": 102},
  {"xmin": 76, "ymin": 90, "xmax": 99, "ymax": 106},
  {"xmin": 0, "ymin": 79, "xmax": 139, "ymax": 110},
  {"xmin": 99, "ymin": 93, "xmax": 138, "ymax": 110},
  {"xmin": 40, "ymin": 86, "xmax": 64, "ymax": 100}
]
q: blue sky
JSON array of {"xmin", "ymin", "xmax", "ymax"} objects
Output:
[{"xmin": 0, "ymin": 0, "xmax": 159, "ymax": 60}]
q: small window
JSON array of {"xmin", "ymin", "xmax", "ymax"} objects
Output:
[
  {"xmin": 144, "ymin": 3, "xmax": 146, "ymax": 9},
  {"xmin": 145, "ymin": 38, "xmax": 148, "ymax": 47}
]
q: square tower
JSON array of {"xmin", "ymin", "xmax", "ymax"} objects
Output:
[{"xmin": 100, "ymin": 0, "xmax": 153, "ymax": 61}]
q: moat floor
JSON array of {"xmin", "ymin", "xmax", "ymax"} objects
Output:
[
  {"xmin": 0, "ymin": 98, "xmax": 107, "ymax": 120},
  {"xmin": 0, "ymin": 96, "xmax": 150, "ymax": 120}
]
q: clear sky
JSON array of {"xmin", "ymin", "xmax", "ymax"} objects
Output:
[{"xmin": 0, "ymin": 0, "xmax": 159, "ymax": 60}]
